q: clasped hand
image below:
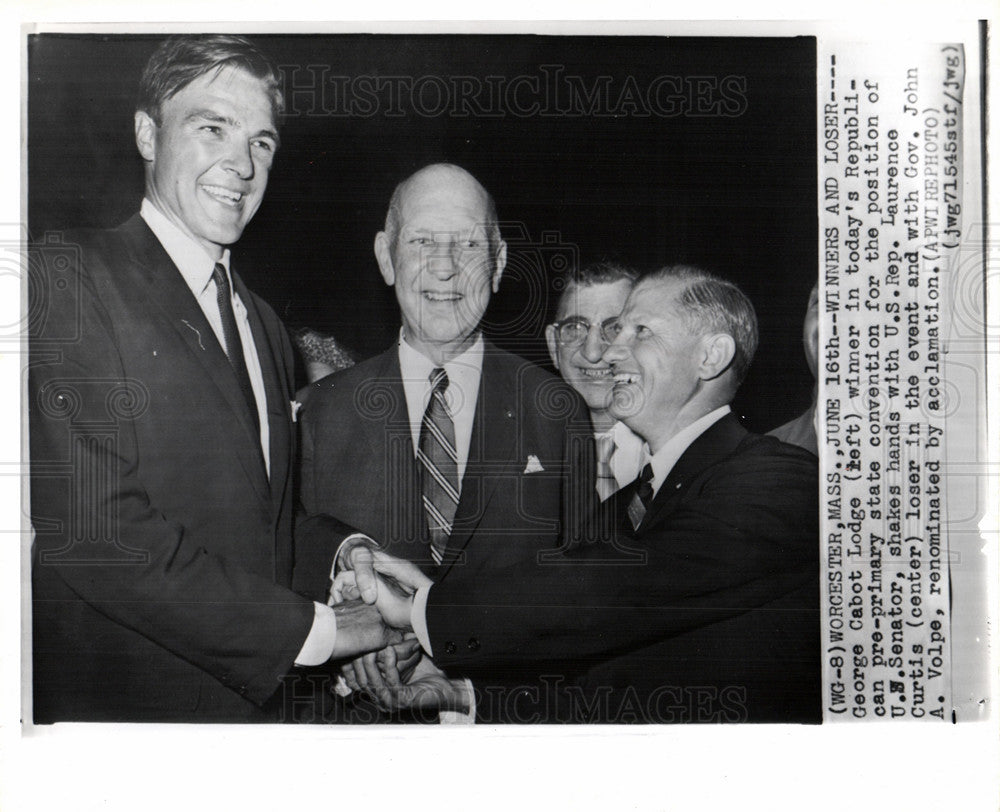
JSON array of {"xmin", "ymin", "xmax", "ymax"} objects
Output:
[{"xmin": 331, "ymin": 546, "xmax": 469, "ymax": 714}]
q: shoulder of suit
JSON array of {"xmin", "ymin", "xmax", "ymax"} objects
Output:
[
  {"xmin": 300, "ymin": 347, "xmax": 393, "ymax": 412},
  {"xmin": 54, "ymin": 214, "xmax": 157, "ymax": 269},
  {"xmin": 43, "ymin": 224, "xmax": 133, "ymax": 292},
  {"xmin": 243, "ymin": 287, "xmax": 282, "ymax": 324},
  {"xmin": 731, "ymin": 430, "xmax": 819, "ymax": 475},
  {"xmin": 676, "ymin": 431, "xmax": 817, "ymax": 508},
  {"xmin": 482, "ymin": 341, "xmax": 561, "ymax": 388},
  {"xmin": 57, "ymin": 224, "xmax": 120, "ymax": 260},
  {"xmin": 482, "ymin": 342, "xmax": 589, "ymax": 428}
]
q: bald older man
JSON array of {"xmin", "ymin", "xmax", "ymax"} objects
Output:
[{"xmin": 294, "ymin": 163, "xmax": 592, "ymax": 719}]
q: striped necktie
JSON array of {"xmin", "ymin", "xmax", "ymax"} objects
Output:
[
  {"xmin": 417, "ymin": 368, "xmax": 460, "ymax": 565},
  {"xmin": 595, "ymin": 433, "xmax": 618, "ymax": 502},
  {"xmin": 627, "ymin": 462, "xmax": 655, "ymax": 530},
  {"xmin": 212, "ymin": 263, "xmax": 259, "ymax": 435}
]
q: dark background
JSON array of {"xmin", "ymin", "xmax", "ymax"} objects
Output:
[{"xmin": 28, "ymin": 33, "xmax": 817, "ymax": 432}]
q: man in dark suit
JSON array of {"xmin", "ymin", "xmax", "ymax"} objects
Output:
[
  {"xmin": 294, "ymin": 163, "xmax": 592, "ymax": 719},
  {"xmin": 29, "ymin": 35, "xmax": 391, "ymax": 723},
  {"xmin": 344, "ymin": 265, "xmax": 820, "ymax": 723}
]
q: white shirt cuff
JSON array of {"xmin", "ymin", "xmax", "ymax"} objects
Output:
[
  {"xmin": 411, "ymin": 586, "xmax": 433, "ymax": 655},
  {"xmin": 294, "ymin": 602, "xmax": 338, "ymax": 666},
  {"xmin": 439, "ymin": 679, "xmax": 476, "ymax": 725}
]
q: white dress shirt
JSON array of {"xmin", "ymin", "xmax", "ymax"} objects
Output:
[
  {"xmin": 595, "ymin": 420, "xmax": 645, "ymax": 495},
  {"xmin": 140, "ymin": 199, "xmax": 339, "ymax": 667},
  {"xmin": 140, "ymin": 199, "xmax": 270, "ymax": 475},
  {"xmin": 398, "ymin": 330, "xmax": 484, "ymax": 484}
]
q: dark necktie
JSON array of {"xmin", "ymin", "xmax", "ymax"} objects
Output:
[
  {"xmin": 627, "ymin": 462, "xmax": 654, "ymax": 530},
  {"xmin": 212, "ymin": 263, "xmax": 259, "ymax": 435},
  {"xmin": 417, "ymin": 368, "xmax": 460, "ymax": 565}
]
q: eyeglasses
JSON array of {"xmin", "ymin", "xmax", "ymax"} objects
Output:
[{"xmin": 551, "ymin": 317, "xmax": 623, "ymax": 346}]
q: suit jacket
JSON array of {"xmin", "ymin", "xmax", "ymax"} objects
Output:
[
  {"xmin": 423, "ymin": 414, "xmax": 820, "ymax": 723},
  {"xmin": 29, "ymin": 214, "xmax": 327, "ymax": 723},
  {"xmin": 294, "ymin": 341, "xmax": 594, "ymax": 694}
]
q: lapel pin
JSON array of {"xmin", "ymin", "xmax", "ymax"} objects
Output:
[{"xmin": 180, "ymin": 319, "xmax": 206, "ymax": 351}]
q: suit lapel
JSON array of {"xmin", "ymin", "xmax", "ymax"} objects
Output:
[
  {"xmin": 637, "ymin": 413, "xmax": 748, "ymax": 534},
  {"xmin": 117, "ymin": 215, "xmax": 269, "ymax": 502},
  {"xmin": 440, "ymin": 342, "xmax": 518, "ymax": 574},
  {"xmin": 362, "ymin": 349, "xmax": 424, "ymax": 548}
]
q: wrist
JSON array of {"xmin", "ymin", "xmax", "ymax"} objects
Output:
[{"xmin": 446, "ymin": 678, "xmax": 472, "ymax": 714}]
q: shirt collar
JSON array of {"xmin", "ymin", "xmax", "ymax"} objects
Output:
[
  {"xmin": 606, "ymin": 420, "xmax": 646, "ymax": 488},
  {"xmin": 397, "ymin": 330, "xmax": 485, "ymax": 390},
  {"xmin": 642, "ymin": 405, "xmax": 731, "ymax": 495},
  {"xmin": 611, "ymin": 420, "xmax": 641, "ymax": 446},
  {"xmin": 594, "ymin": 421, "xmax": 644, "ymax": 457},
  {"xmin": 141, "ymin": 198, "xmax": 231, "ymax": 297}
]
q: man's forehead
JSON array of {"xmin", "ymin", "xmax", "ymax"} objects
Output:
[
  {"xmin": 624, "ymin": 278, "xmax": 683, "ymax": 318},
  {"xmin": 558, "ymin": 280, "xmax": 631, "ymax": 319},
  {"xmin": 168, "ymin": 66, "xmax": 275, "ymax": 117},
  {"xmin": 398, "ymin": 213, "xmax": 490, "ymax": 234},
  {"xmin": 399, "ymin": 167, "xmax": 491, "ymax": 214},
  {"xmin": 399, "ymin": 194, "xmax": 489, "ymax": 225}
]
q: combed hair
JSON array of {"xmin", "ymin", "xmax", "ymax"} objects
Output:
[
  {"xmin": 554, "ymin": 260, "xmax": 639, "ymax": 320},
  {"xmin": 383, "ymin": 163, "xmax": 501, "ymax": 256},
  {"xmin": 569, "ymin": 260, "xmax": 640, "ymax": 288},
  {"xmin": 292, "ymin": 328, "xmax": 355, "ymax": 371},
  {"xmin": 136, "ymin": 35, "xmax": 283, "ymax": 125},
  {"xmin": 645, "ymin": 264, "xmax": 759, "ymax": 386}
]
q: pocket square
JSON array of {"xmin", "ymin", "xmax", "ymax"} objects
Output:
[
  {"xmin": 523, "ymin": 454, "xmax": 544, "ymax": 474},
  {"xmin": 290, "ymin": 400, "xmax": 303, "ymax": 423}
]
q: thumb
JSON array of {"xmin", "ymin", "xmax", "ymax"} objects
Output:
[
  {"xmin": 348, "ymin": 545, "xmax": 379, "ymax": 604},
  {"xmin": 377, "ymin": 644, "xmax": 403, "ymax": 688},
  {"xmin": 371, "ymin": 550, "xmax": 433, "ymax": 592}
]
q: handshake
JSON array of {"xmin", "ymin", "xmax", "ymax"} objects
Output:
[{"xmin": 329, "ymin": 544, "xmax": 472, "ymax": 717}]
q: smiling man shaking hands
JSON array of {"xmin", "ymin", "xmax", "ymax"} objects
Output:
[
  {"xmin": 340, "ymin": 267, "xmax": 821, "ymax": 724},
  {"xmin": 29, "ymin": 36, "xmax": 393, "ymax": 723},
  {"xmin": 294, "ymin": 163, "xmax": 592, "ymax": 721}
]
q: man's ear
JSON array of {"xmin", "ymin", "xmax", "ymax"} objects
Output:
[
  {"xmin": 699, "ymin": 333, "xmax": 736, "ymax": 381},
  {"xmin": 134, "ymin": 111, "xmax": 157, "ymax": 163},
  {"xmin": 374, "ymin": 231, "xmax": 395, "ymax": 286},
  {"xmin": 491, "ymin": 240, "xmax": 507, "ymax": 293},
  {"xmin": 544, "ymin": 323, "xmax": 560, "ymax": 370}
]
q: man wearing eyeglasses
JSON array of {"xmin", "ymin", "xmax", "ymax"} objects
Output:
[
  {"xmin": 341, "ymin": 265, "xmax": 820, "ymax": 723},
  {"xmin": 546, "ymin": 262, "xmax": 644, "ymax": 501}
]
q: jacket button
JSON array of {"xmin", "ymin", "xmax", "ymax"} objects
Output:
[
  {"xmin": 444, "ymin": 641, "xmax": 457, "ymax": 655},
  {"xmin": 467, "ymin": 637, "xmax": 480, "ymax": 652}
]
